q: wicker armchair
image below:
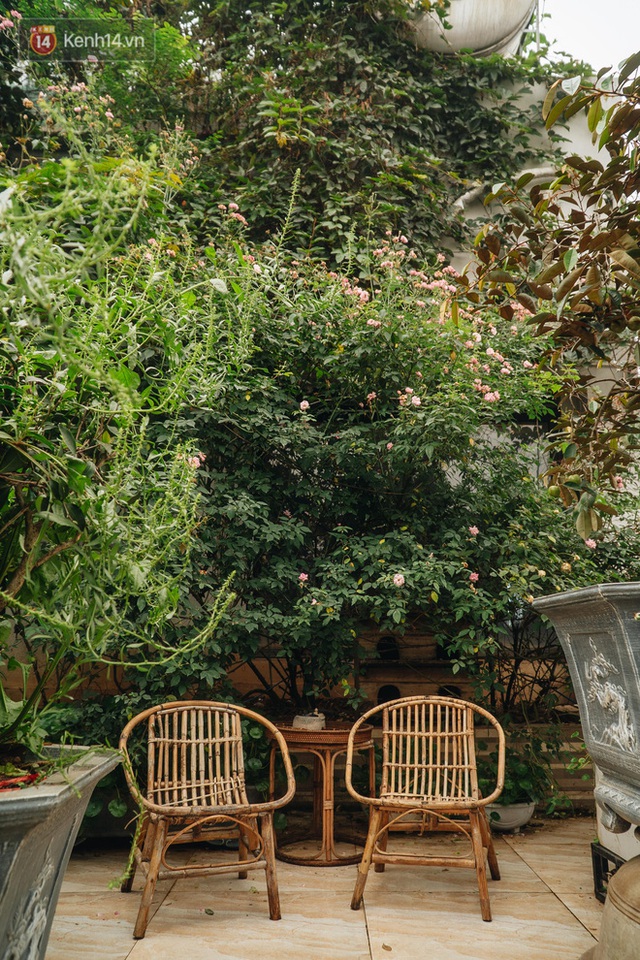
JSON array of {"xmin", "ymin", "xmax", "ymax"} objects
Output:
[
  {"xmin": 345, "ymin": 695, "xmax": 505, "ymax": 921},
  {"xmin": 119, "ymin": 700, "xmax": 296, "ymax": 939}
]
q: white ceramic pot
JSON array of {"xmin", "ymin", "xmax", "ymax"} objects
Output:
[
  {"xmin": 485, "ymin": 801, "xmax": 535, "ymax": 833},
  {"xmin": 292, "ymin": 713, "xmax": 326, "ymax": 731},
  {"xmin": 409, "ymin": 0, "xmax": 537, "ymax": 58}
]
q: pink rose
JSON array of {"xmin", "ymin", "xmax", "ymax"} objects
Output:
[{"xmin": 393, "ymin": 573, "xmax": 405, "ymax": 587}]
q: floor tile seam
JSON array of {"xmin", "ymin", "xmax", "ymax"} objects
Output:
[
  {"xmin": 125, "ymin": 938, "xmax": 138, "ymax": 960},
  {"xmin": 361, "ymin": 899, "xmax": 375, "ymax": 960},
  {"xmin": 548, "ymin": 888, "xmax": 599, "ymax": 942},
  {"xmin": 501, "ymin": 837, "xmax": 598, "ymax": 941},
  {"xmin": 501, "ymin": 839, "xmax": 596, "ymax": 899}
]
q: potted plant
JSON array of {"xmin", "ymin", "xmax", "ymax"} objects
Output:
[
  {"xmin": 292, "ymin": 709, "xmax": 326, "ymax": 731},
  {"xmin": 478, "ymin": 729, "xmax": 564, "ymax": 833}
]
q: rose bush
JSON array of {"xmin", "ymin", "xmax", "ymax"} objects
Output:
[{"xmin": 172, "ymin": 230, "xmax": 610, "ymax": 713}]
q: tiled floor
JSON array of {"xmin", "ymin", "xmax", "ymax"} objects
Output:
[{"xmin": 48, "ymin": 816, "xmax": 601, "ymax": 960}]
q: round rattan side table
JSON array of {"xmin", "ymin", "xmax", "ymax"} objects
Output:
[{"xmin": 268, "ymin": 721, "xmax": 374, "ymax": 867}]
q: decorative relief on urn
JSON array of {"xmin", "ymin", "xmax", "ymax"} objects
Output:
[
  {"xmin": 585, "ymin": 639, "xmax": 636, "ymax": 752},
  {"xmin": 6, "ymin": 847, "xmax": 53, "ymax": 960}
]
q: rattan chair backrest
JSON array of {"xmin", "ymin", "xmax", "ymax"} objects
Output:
[
  {"xmin": 146, "ymin": 702, "xmax": 247, "ymax": 808},
  {"xmin": 381, "ymin": 697, "xmax": 478, "ymax": 801},
  {"xmin": 346, "ymin": 695, "xmax": 504, "ymax": 807},
  {"xmin": 120, "ymin": 699, "xmax": 296, "ymax": 815}
]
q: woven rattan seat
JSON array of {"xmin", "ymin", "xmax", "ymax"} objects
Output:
[
  {"xmin": 119, "ymin": 700, "xmax": 295, "ymax": 939},
  {"xmin": 345, "ymin": 695, "xmax": 505, "ymax": 921}
]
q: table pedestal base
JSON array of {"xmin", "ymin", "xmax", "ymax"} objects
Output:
[
  {"xmin": 275, "ymin": 832, "xmax": 366, "ymax": 867},
  {"xmin": 269, "ymin": 722, "xmax": 374, "ymax": 868}
]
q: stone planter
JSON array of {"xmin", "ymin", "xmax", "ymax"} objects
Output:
[
  {"xmin": 0, "ymin": 746, "xmax": 121, "ymax": 960},
  {"xmin": 485, "ymin": 801, "xmax": 536, "ymax": 833},
  {"xmin": 292, "ymin": 713, "xmax": 326, "ymax": 731},
  {"xmin": 533, "ymin": 584, "xmax": 640, "ymax": 835},
  {"xmin": 533, "ymin": 583, "xmax": 640, "ymax": 960},
  {"xmin": 409, "ymin": 0, "xmax": 537, "ymax": 58}
]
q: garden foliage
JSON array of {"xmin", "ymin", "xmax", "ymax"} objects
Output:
[
  {"xmin": 0, "ymin": 13, "xmax": 639, "ymax": 779},
  {"xmin": 161, "ymin": 0, "xmax": 563, "ymax": 264},
  {"xmin": 0, "ymin": 87, "xmax": 237, "ymax": 754},
  {"xmin": 174, "ymin": 227, "xmax": 613, "ymax": 713},
  {"xmin": 1, "ymin": 1, "xmax": 567, "ymax": 267},
  {"xmin": 458, "ymin": 51, "xmax": 640, "ymax": 518}
]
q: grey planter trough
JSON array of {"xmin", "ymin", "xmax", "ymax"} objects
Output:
[{"xmin": 0, "ymin": 746, "xmax": 121, "ymax": 960}]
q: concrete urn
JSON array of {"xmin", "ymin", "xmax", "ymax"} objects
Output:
[
  {"xmin": 0, "ymin": 747, "xmax": 121, "ymax": 960},
  {"xmin": 409, "ymin": 0, "xmax": 537, "ymax": 58},
  {"xmin": 533, "ymin": 583, "xmax": 640, "ymax": 960}
]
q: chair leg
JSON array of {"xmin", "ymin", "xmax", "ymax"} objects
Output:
[
  {"xmin": 480, "ymin": 809, "xmax": 501, "ymax": 881},
  {"xmin": 470, "ymin": 810, "xmax": 492, "ymax": 922},
  {"xmin": 374, "ymin": 810, "xmax": 389, "ymax": 873},
  {"xmin": 238, "ymin": 822, "xmax": 250, "ymax": 880},
  {"xmin": 351, "ymin": 808, "xmax": 382, "ymax": 911},
  {"xmin": 133, "ymin": 819, "xmax": 167, "ymax": 939},
  {"xmin": 260, "ymin": 813, "xmax": 281, "ymax": 921}
]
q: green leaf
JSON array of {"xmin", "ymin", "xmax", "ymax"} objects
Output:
[
  {"xmin": 561, "ymin": 76, "xmax": 582, "ymax": 96},
  {"xmin": 34, "ymin": 510, "xmax": 79, "ymax": 529},
  {"xmin": 59, "ymin": 425, "xmax": 77, "ymax": 455},
  {"xmin": 486, "ymin": 269, "xmax": 516, "ymax": 283},
  {"xmin": 555, "ymin": 266, "xmax": 585, "ymax": 303},
  {"xmin": 107, "ymin": 797, "xmax": 129, "ymax": 818},
  {"xmin": 535, "ymin": 261, "xmax": 565, "ymax": 285},
  {"xmin": 84, "ymin": 798, "xmax": 104, "ymax": 818},
  {"xmin": 113, "ymin": 366, "xmax": 140, "ymax": 391},
  {"xmin": 619, "ymin": 51, "xmax": 640, "ymax": 85},
  {"xmin": 587, "ymin": 97, "xmax": 603, "ymax": 134},
  {"xmin": 542, "ymin": 79, "xmax": 562, "ymax": 121},
  {"xmin": 67, "ymin": 458, "xmax": 90, "ymax": 495},
  {"xmin": 576, "ymin": 508, "xmax": 600, "ymax": 539},
  {"xmin": 563, "ymin": 249, "xmax": 579, "ymax": 272},
  {"xmin": 545, "ymin": 94, "xmax": 574, "ymax": 129}
]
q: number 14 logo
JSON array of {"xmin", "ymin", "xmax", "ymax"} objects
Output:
[{"xmin": 30, "ymin": 24, "xmax": 57, "ymax": 56}]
